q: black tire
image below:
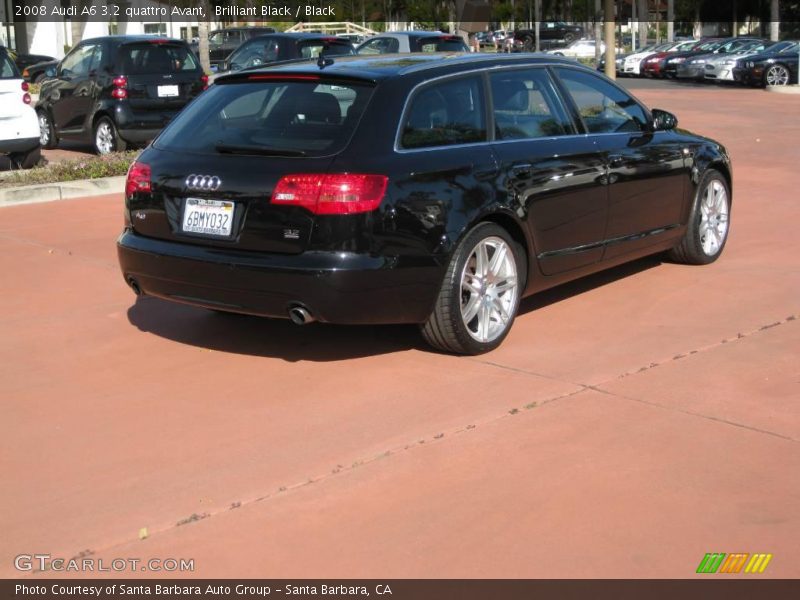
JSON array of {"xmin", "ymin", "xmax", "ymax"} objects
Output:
[
  {"xmin": 763, "ymin": 63, "xmax": 791, "ymax": 87},
  {"xmin": 668, "ymin": 169, "xmax": 730, "ymax": 265},
  {"xmin": 37, "ymin": 110, "xmax": 57, "ymax": 149},
  {"xmin": 563, "ymin": 32, "xmax": 576, "ymax": 43},
  {"xmin": 93, "ymin": 116, "xmax": 127, "ymax": 155},
  {"xmin": 33, "ymin": 72, "xmax": 46, "ymax": 84},
  {"xmin": 9, "ymin": 147, "xmax": 41, "ymax": 170},
  {"xmin": 523, "ymin": 35, "xmax": 534, "ymax": 52},
  {"xmin": 421, "ymin": 223, "xmax": 526, "ymax": 355}
]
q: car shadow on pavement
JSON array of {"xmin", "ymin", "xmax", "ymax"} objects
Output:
[
  {"xmin": 126, "ymin": 297, "xmax": 422, "ymax": 362},
  {"xmin": 126, "ymin": 254, "xmax": 663, "ymax": 360},
  {"xmin": 518, "ymin": 254, "xmax": 663, "ymax": 315}
]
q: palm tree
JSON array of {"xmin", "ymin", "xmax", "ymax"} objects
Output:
[
  {"xmin": 667, "ymin": 0, "xmax": 674, "ymax": 42},
  {"xmin": 197, "ymin": 1, "xmax": 211, "ymax": 74},
  {"xmin": 770, "ymin": 0, "xmax": 780, "ymax": 41}
]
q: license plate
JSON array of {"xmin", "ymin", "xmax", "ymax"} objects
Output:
[
  {"xmin": 158, "ymin": 84, "xmax": 179, "ymax": 98},
  {"xmin": 182, "ymin": 198, "xmax": 235, "ymax": 237}
]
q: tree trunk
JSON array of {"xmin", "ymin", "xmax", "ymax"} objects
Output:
[
  {"xmin": 604, "ymin": 0, "xmax": 615, "ymax": 79},
  {"xmin": 667, "ymin": 0, "xmax": 674, "ymax": 42},
  {"xmin": 594, "ymin": 0, "xmax": 602, "ymax": 64},
  {"xmin": 198, "ymin": 2, "xmax": 210, "ymax": 74},
  {"xmin": 770, "ymin": 0, "xmax": 780, "ymax": 42},
  {"xmin": 637, "ymin": 0, "xmax": 648, "ymax": 49}
]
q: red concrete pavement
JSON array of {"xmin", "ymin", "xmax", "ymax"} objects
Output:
[{"xmin": 1, "ymin": 84, "xmax": 798, "ymax": 579}]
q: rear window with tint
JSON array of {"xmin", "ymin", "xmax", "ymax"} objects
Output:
[
  {"xmin": 414, "ymin": 37, "xmax": 468, "ymax": 52},
  {"xmin": 117, "ymin": 43, "xmax": 200, "ymax": 75},
  {"xmin": 1, "ymin": 52, "xmax": 19, "ymax": 78},
  {"xmin": 297, "ymin": 40, "xmax": 355, "ymax": 59},
  {"xmin": 155, "ymin": 79, "xmax": 374, "ymax": 157}
]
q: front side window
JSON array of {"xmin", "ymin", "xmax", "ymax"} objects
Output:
[
  {"xmin": 490, "ymin": 69, "xmax": 572, "ymax": 140},
  {"xmin": 0, "ymin": 52, "xmax": 19, "ymax": 78},
  {"xmin": 554, "ymin": 68, "xmax": 648, "ymax": 134},
  {"xmin": 401, "ymin": 75, "xmax": 486, "ymax": 149},
  {"xmin": 60, "ymin": 44, "xmax": 96, "ymax": 77}
]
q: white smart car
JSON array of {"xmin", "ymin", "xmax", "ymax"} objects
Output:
[
  {"xmin": 547, "ymin": 39, "xmax": 621, "ymax": 59},
  {"xmin": 0, "ymin": 46, "xmax": 40, "ymax": 169}
]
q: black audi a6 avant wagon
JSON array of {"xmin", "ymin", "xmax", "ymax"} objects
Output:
[{"xmin": 117, "ymin": 53, "xmax": 732, "ymax": 354}]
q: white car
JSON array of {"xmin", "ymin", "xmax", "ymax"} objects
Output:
[
  {"xmin": 0, "ymin": 47, "xmax": 40, "ymax": 169},
  {"xmin": 623, "ymin": 42, "xmax": 674, "ymax": 75},
  {"xmin": 547, "ymin": 39, "xmax": 621, "ymax": 59}
]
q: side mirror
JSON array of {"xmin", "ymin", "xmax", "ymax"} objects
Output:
[{"xmin": 651, "ymin": 108, "xmax": 678, "ymax": 131}]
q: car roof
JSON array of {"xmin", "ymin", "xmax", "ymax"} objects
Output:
[
  {"xmin": 248, "ymin": 33, "xmax": 353, "ymax": 41},
  {"xmin": 376, "ymin": 31, "xmax": 454, "ymax": 37},
  {"xmin": 78, "ymin": 35, "xmax": 189, "ymax": 45},
  {"xmin": 218, "ymin": 52, "xmax": 583, "ymax": 83}
]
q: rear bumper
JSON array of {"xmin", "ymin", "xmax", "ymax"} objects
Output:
[
  {"xmin": 0, "ymin": 136, "xmax": 39, "ymax": 154},
  {"xmin": 117, "ymin": 229, "xmax": 441, "ymax": 325}
]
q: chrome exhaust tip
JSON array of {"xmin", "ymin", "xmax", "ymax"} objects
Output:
[{"xmin": 288, "ymin": 305, "xmax": 315, "ymax": 325}]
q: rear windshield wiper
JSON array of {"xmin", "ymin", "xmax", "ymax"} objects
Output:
[{"xmin": 214, "ymin": 144, "xmax": 307, "ymax": 157}]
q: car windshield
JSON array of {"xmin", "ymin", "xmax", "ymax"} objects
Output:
[
  {"xmin": 415, "ymin": 37, "xmax": 468, "ymax": 52},
  {"xmin": 117, "ymin": 43, "xmax": 199, "ymax": 74},
  {"xmin": 155, "ymin": 79, "xmax": 375, "ymax": 157},
  {"xmin": 778, "ymin": 42, "xmax": 799, "ymax": 53},
  {"xmin": 0, "ymin": 52, "xmax": 19, "ymax": 78}
]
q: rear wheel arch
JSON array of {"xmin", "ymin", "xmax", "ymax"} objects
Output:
[{"xmin": 478, "ymin": 212, "xmax": 530, "ymax": 289}]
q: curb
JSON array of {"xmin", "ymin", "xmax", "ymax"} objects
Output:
[
  {"xmin": 0, "ymin": 176, "xmax": 125, "ymax": 207},
  {"xmin": 765, "ymin": 85, "xmax": 800, "ymax": 95}
]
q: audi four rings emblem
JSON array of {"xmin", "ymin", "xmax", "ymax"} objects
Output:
[{"xmin": 185, "ymin": 174, "xmax": 222, "ymax": 191}]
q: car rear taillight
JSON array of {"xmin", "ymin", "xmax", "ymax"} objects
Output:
[
  {"xmin": 112, "ymin": 75, "xmax": 128, "ymax": 99},
  {"xmin": 271, "ymin": 174, "xmax": 388, "ymax": 215},
  {"xmin": 200, "ymin": 74, "xmax": 209, "ymax": 90},
  {"xmin": 21, "ymin": 80, "xmax": 31, "ymax": 104},
  {"xmin": 126, "ymin": 161, "xmax": 151, "ymax": 196}
]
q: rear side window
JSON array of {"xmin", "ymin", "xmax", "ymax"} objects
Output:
[
  {"xmin": 400, "ymin": 75, "xmax": 486, "ymax": 149},
  {"xmin": 554, "ymin": 68, "xmax": 648, "ymax": 134},
  {"xmin": 297, "ymin": 40, "xmax": 355, "ymax": 59},
  {"xmin": 490, "ymin": 69, "xmax": 573, "ymax": 139},
  {"xmin": 415, "ymin": 37, "xmax": 469, "ymax": 52},
  {"xmin": 117, "ymin": 43, "xmax": 199, "ymax": 75},
  {"xmin": 0, "ymin": 52, "xmax": 19, "ymax": 78},
  {"xmin": 229, "ymin": 39, "xmax": 280, "ymax": 71},
  {"xmin": 155, "ymin": 79, "xmax": 374, "ymax": 157}
]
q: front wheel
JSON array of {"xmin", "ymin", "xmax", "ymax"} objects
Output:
[
  {"xmin": 93, "ymin": 116, "xmax": 127, "ymax": 155},
  {"xmin": 421, "ymin": 223, "xmax": 525, "ymax": 355},
  {"xmin": 38, "ymin": 110, "xmax": 57, "ymax": 149},
  {"xmin": 668, "ymin": 169, "xmax": 730, "ymax": 265}
]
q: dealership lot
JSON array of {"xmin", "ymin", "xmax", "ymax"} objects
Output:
[{"xmin": 1, "ymin": 82, "xmax": 798, "ymax": 578}]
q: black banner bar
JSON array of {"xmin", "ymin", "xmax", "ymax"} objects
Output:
[{"xmin": 4, "ymin": 580, "xmax": 800, "ymax": 600}]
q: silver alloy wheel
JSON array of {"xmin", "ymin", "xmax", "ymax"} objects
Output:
[
  {"xmin": 460, "ymin": 236, "xmax": 519, "ymax": 343},
  {"xmin": 698, "ymin": 179, "xmax": 729, "ymax": 256},
  {"xmin": 38, "ymin": 113, "xmax": 50, "ymax": 146},
  {"xmin": 765, "ymin": 65, "xmax": 790, "ymax": 86},
  {"xmin": 95, "ymin": 121, "xmax": 114, "ymax": 154}
]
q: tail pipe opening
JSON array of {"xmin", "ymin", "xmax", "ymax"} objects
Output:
[{"xmin": 288, "ymin": 304, "xmax": 315, "ymax": 325}]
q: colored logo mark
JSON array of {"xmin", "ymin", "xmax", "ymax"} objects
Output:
[{"xmin": 696, "ymin": 553, "xmax": 773, "ymax": 574}]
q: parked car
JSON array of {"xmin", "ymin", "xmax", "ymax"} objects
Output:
[
  {"xmin": 21, "ymin": 59, "xmax": 58, "ymax": 83},
  {"xmin": 514, "ymin": 22, "xmax": 585, "ymax": 51},
  {"xmin": 117, "ymin": 53, "xmax": 732, "ymax": 354},
  {"xmin": 621, "ymin": 42, "xmax": 676, "ymax": 76},
  {"xmin": 596, "ymin": 52, "xmax": 626, "ymax": 75},
  {"xmin": 0, "ymin": 46, "xmax": 40, "ymax": 168},
  {"xmin": 733, "ymin": 41, "xmax": 799, "ymax": 86},
  {"xmin": 658, "ymin": 38, "xmax": 729, "ymax": 78},
  {"xmin": 11, "ymin": 51, "xmax": 56, "ymax": 73},
  {"xmin": 37, "ymin": 36, "xmax": 207, "ymax": 155},
  {"xmin": 190, "ymin": 27, "xmax": 276, "ymax": 71},
  {"xmin": 221, "ymin": 33, "xmax": 355, "ymax": 73},
  {"xmin": 356, "ymin": 32, "xmax": 469, "ymax": 54},
  {"xmin": 336, "ymin": 33, "xmax": 369, "ymax": 47},
  {"xmin": 640, "ymin": 39, "xmax": 701, "ymax": 78},
  {"xmin": 703, "ymin": 39, "xmax": 781, "ymax": 82},
  {"xmin": 547, "ymin": 39, "xmax": 621, "ymax": 59},
  {"xmin": 676, "ymin": 38, "xmax": 764, "ymax": 81}
]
